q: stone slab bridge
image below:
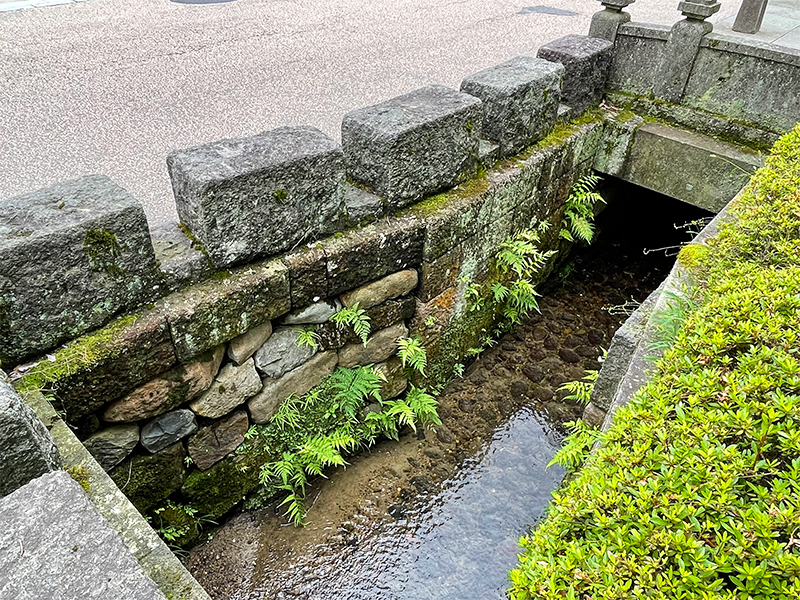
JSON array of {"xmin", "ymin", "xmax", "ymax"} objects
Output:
[{"xmin": 0, "ymin": 0, "xmax": 798, "ymax": 597}]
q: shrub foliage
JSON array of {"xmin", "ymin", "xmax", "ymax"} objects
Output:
[{"xmin": 509, "ymin": 124, "xmax": 800, "ymax": 599}]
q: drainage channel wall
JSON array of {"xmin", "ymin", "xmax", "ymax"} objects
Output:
[
  {"xmin": 3, "ymin": 8, "xmax": 798, "ymax": 593},
  {"xmin": 0, "ymin": 32, "xmax": 624, "ymax": 596}
]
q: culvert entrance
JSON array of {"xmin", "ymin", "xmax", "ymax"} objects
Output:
[{"xmin": 185, "ymin": 180, "xmax": 712, "ymax": 599}]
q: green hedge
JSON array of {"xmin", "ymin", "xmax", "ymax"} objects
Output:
[{"xmin": 509, "ymin": 124, "xmax": 800, "ymax": 600}]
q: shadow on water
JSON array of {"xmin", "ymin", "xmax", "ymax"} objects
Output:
[{"xmin": 189, "ymin": 178, "xmax": 713, "ymax": 600}]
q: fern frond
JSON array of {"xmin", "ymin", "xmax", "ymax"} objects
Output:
[
  {"xmin": 407, "ymin": 386, "xmax": 442, "ymax": 431},
  {"xmin": 332, "ymin": 302, "xmax": 371, "ymax": 345},
  {"xmin": 397, "ymin": 336, "xmax": 427, "ymax": 376},
  {"xmin": 548, "ymin": 420, "xmax": 601, "ymax": 473},
  {"xmin": 329, "ymin": 366, "xmax": 382, "ymax": 416},
  {"xmin": 296, "ymin": 326, "xmax": 320, "ymax": 351},
  {"xmin": 384, "ymin": 399, "xmax": 417, "ymax": 433}
]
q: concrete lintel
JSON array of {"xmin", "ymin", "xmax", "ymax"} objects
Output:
[{"xmin": 620, "ymin": 122, "xmax": 763, "ymax": 213}]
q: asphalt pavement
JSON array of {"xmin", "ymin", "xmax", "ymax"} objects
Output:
[{"xmin": 0, "ymin": 0, "xmax": 743, "ymax": 226}]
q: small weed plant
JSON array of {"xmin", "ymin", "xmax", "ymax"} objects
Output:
[{"xmin": 331, "ymin": 302, "xmax": 371, "ymax": 345}]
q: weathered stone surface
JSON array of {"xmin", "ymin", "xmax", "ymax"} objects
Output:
[
  {"xmin": 283, "ymin": 298, "xmax": 341, "ymax": 325},
  {"xmin": 25, "ymin": 391, "xmax": 211, "ymax": 600},
  {"xmin": 14, "ymin": 308, "xmax": 177, "ymax": 422},
  {"xmin": 187, "ymin": 410, "xmax": 249, "ymax": 471},
  {"xmin": 323, "ymin": 215, "xmax": 424, "ymax": 296},
  {"xmin": 593, "ymin": 112, "xmax": 643, "ymax": 177},
  {"xmin": 589, "ymin": 4, "xmax": 632, "ymax": 42},
  {"xmin": 341, "ymin": 269, "xmax": 419, "ymax": 310},
  {"xmin": 0, "ymin": 176, "xmax": 162, "ymax": 365},
  {"xmin": 461, "ymin": 56, "xmax": 564, "ymax": 156},
  {"xmin": 418, "ymin": 245, "xmax": 463, "ymax": 302},
  {"xmin": 375, "ymin": 357, "xmax": 408, "ymax": 400},
  {"xmin": 168, "ymin": 126, "xmax": 346, "ymax": 269},
  {"xmin": 684, "ymin": 35, "xmax": 800, "ymax": 134},
  {"xmin": 537, "ymin": 34, "xmax": 613, "ymax": 114},
  {"xmin": 181, "ymin": 440, "xmax": 269, "ymax": 520},
  {"xmin": 0, "ymin": 380, "xmax": 60, "ymax": 498},
  {"xmin": 342, "ymin": 181, "xmax": 384, "ymax": 224},
  {"xmin": 140, "ymin": 409, "xmax": 198, "ymax": 454},
  {"xmin": 110, "ymin": 443, "xmax": 186, "ymax": 514},
  {"xmin": 407, "ymin": 180, "xmax": 494, "ymax": 262},
  {"xmin": 0, "ymin": 471, "xmax": 167, "ymax": 600},
  {"xmin": 83, "ymin": 424, "xmax": 140, "ymax": 471},
  {"xmin": 254, "ymin": 327, "xmax": 317, "ymax": 378},
  {"xmin": 249, "ymin": 351, "xmax": 339, "ymax": 424},
  {"xmin": 281, "ymin": 245, "xmax": 328, "ymax": 309},
  {"xmin": 189, "ymin": 358, "xmax": 262, "ymax": 419},
  {"xmin": 164, "ymin": 258, "xmax": 290, "ymax": 361},
  {"xmin": 318, "ymin": 296, "xmax": 416, "ymax": 351},
  {"xmin": 150, "ymin": 222, "xmax": 211, "ymax": 292},
  {"xmin": 339, "ymin": 323, "xmax": 409, "ymax": 368},
  {"xmin": 104, "ymin": 345, "xmax": 224, "ymax": 423},
  {"xmin": 620, "ymin": 122, "xmax": 763, "ymax": 213},
  {"xmin": 654, "ymin": 17, "xmax": 712, "ymax": 103},
  {"xmin": 342, "ymin": 85, "xmax": 483, "ymax": 209},
  {"xmin": 227, "ymin": 321, "xmax": 273, "ymax": 365}
]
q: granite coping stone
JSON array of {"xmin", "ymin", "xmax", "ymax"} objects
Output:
[
  {"xmin": 342, "ymin": 85, "xmax": 483, "ymax": 210},
  {"xmin": 0, "ymin": 175, "xmax": 161, "ymax": 365},
  {"xmin": 461, "ymin": 56, "xmax": 564, "ymax": 156},
  {"xmin": 168, "ymin": 126, "xmax": 346, "ymax": 269},
  {"xmin": 0, "ymin": 471, "xmax": 167, "ymax": 600}
]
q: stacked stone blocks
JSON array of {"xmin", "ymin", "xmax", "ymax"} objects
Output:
[{"xmin": 4, "ymin": 37, "xmax": 617, "ymax": 536}]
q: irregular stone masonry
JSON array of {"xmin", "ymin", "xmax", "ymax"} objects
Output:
[{"xmin": 1, "ymin": 30, "xmax": 657, "ymax": 571}]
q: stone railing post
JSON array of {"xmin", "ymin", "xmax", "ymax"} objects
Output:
[
  {"xmin": 589, "ymin": 0, "xmax": 636, "ymax": 43},
  {"xmin": 654, "ymin": 0, "xmax": 721, "ymax": 103}
]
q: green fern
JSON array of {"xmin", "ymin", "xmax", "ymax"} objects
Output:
[
  {"xmin": 329, "ymin": 366, "xmax": 382, "ymax": 417},
  {"xmin": 296, "ymin": 326, "xmax": 320, "ymax": 351},
  {"xmin": 548, "ymin": 420, "xmax": 601, "ymax": 473},
  {"xmin": 384, "ymin": 399, "xmax": 417, "ymax": 432},
  {"xmin": 331, "ymin": 302, "xmax": 372, "ymax": 345},
  {"xmin": 561, "ymin": 174, "xmax": 605, "ymax": 243},
  {"xmin": 407, "ymin": 385, "xmax": 442, "ymax": 431},
  {"xmin": 397, "ymin": 336, "xmax": 427, "ymax": 376}
]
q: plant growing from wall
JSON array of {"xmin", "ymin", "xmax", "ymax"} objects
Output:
[
  {"xmin": 331, "ymin": 302, "xmax": 371, "ymax": 345},
  {"xmin": 255, "ymin": 356, "xmax": 441, "ymax": 526},
  {"xmin": 560, "ymin": 174, "xmax": 604, "ymax": 243}
]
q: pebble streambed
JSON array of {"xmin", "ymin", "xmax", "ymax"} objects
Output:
[{"xmin": 187, "ymin": 183, "xmax": 712, "ymax": 600}]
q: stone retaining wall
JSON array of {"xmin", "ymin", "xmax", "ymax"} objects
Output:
[{"xmin": 3, "ymin": 34, "xmax": 618, "ymax": 543}]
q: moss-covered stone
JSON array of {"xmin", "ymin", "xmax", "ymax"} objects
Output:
[
  {"xmin": 180, "ymin": 439, "xmax": 271, "ymax": 520},
  {"xmin": 15, "ymin": 308, "xmax": 177, "ymax": 422},
  {"xmin": 110, "ymin": 443, "xmax": 186, "ymax": 514},
  {"xmin": 164, "ymin": 257, "xmax": 290, "ymax": 361}
]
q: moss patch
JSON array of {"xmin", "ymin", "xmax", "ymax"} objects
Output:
[
  {"xmin": 83, "ymin": 229, "xmax": 124, "ymax": 276},
  {"xmin": 15, "ymin": 314, "xmax": 139, "ymax": 395}
]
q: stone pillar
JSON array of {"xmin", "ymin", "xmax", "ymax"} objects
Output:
[
  {"xmin": 732, "ymin": 0, "xmax": 768, "ymax": 34},
  {"xmin": 654, "ymin": 1, "xmax": 721, "ymax": 103},
  {"xmin": 589, "ymin": 0, "xmax": 635, "ymax": 43}
]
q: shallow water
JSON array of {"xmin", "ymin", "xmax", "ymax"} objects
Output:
[
  {"xmin": 189, "ymin": 184, "xmax": 714, "ymax": 600},
  {"xmin": 248, "ymin": 406, "xmax": 564, "ymax": 600}
]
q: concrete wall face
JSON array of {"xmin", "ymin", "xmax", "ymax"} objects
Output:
[
  {"xmin": 683, "ymin": 41, "xmax": 800, "ymax": 133},
  {"xmin": 606, "ymin": 22, "xmax": 800, "ymax": 137}
]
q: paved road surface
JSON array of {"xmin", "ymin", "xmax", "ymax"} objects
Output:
[{"xmin": 0, "ymin": 0, "xmax": 743, "ymax": 226}]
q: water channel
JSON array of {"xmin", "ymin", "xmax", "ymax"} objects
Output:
[{"xmin": 187, "ymin": 181, "xmax": 711, "ymax": 600}]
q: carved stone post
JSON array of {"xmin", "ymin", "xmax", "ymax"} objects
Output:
[
  {"xmin": 654, "ymin": 0, "xmax": 721, "ymax": 103},
  {"xmin": 732, "ymin": 0, "xmax": 769, "ymax": 34},
  {"xmin": 589, "ymin": 0, "xmax": 636, "ymax": 42}
]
